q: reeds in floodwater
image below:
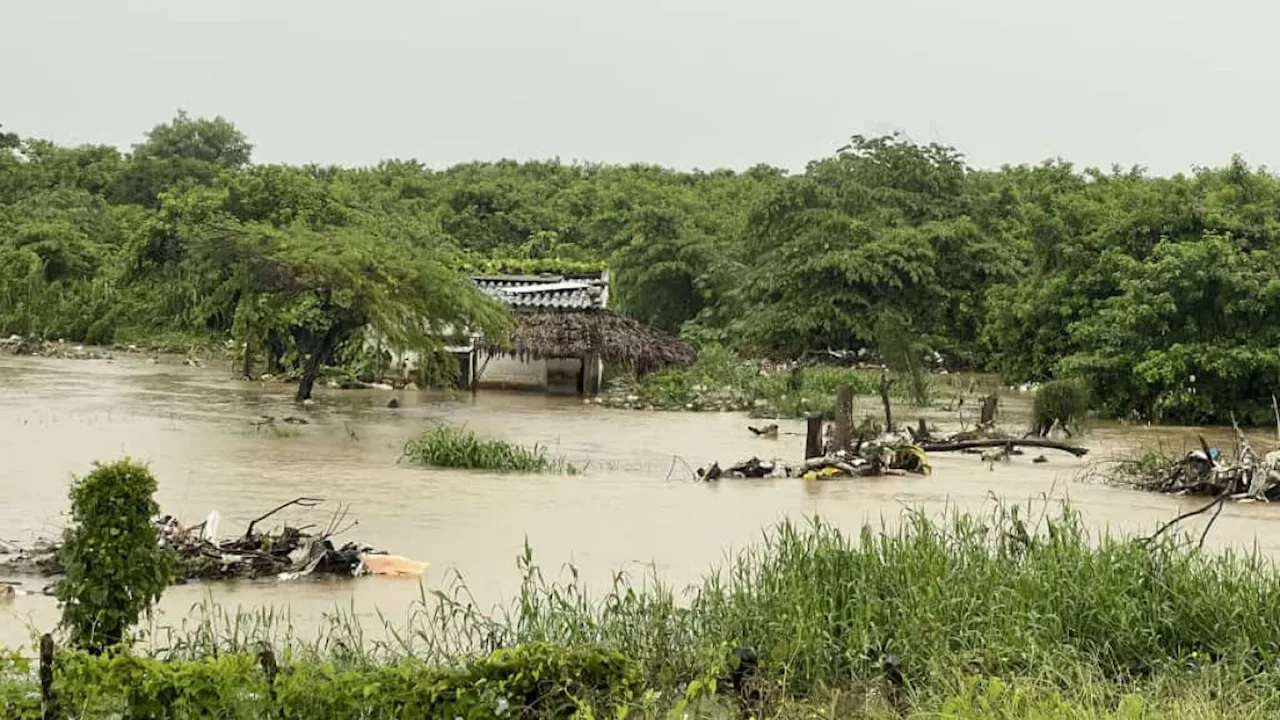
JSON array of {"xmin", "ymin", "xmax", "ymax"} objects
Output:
[{"xmin": 400, "ymin": 424, "xmax": 572, "ymax": 473}]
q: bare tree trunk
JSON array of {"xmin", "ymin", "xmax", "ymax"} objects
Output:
[
  {"xmin": 266, "ymin": 329, "xmax": 283, "ymax": 374},
  {"xmin": 834, "ymin": 385, "xmax": 853, "ymax": 452},
  {"xmin": 296, "ymin": 331, "xmax": 335, "ymax": 402},
  {"xmin": 921, "ymin": 437, "xmax": 1089, "ymax": 457},
  {"xmin": 979, "ymin": 395, "xmax": 998, "ymax": 426},
  {"xmin": 805, "ymin": 413, "xmax": 824, "ymax": 460},
  {"xmin": 879, "ymin": 371, "xmax": 894, "ymax": 433}
]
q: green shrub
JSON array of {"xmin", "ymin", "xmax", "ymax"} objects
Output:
[
  {"xmin": 56, "ymin": 459, "xmax": 173, "ymax": 652},
  {"xmin": 0, "ymin": 650, "xmax": 39, "ymax": 719},
  {"xmin": 1031, "ymin": 378, "xmax": 1091, "ymax": 435},
  {"xmin": 401, "ymin": 425, "xmax": 567, "ymax": 473},
  {"xmin": 9, "ymin": 643, "xmax": 637, "ymax": 720}
]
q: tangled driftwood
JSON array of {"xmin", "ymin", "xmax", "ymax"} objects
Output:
[
  {"xmin": 0, "ymin": 498, "xmax": 424, "ymax": 590},
  {"xmin": 1114, "ymin": 423, "xmax": 1280, "ymax": 501}
]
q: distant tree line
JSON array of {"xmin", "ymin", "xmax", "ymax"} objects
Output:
[{"xmin": 2, "ymin": 114, "xmax": 1277, "ymax": 421}]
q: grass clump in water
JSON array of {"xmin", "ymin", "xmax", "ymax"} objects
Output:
[{"xmin": 401, "ymin": 424, "xmax": 566, "ymax": 473}]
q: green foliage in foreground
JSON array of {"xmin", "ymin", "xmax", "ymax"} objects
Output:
[
  {"xmin": 401, "ymin": 424, "xmax": 565, "ymax": 473},
  {"xmin": 56, "ymin": 459, "xmax": 173, "ymax": 652},
  {"xmin": 452, "ymin": 505, "xmax": 1280, "ymax": 706},
  {"xmin": 2, "ymin": 643, "xmax": 638, "ymax": 719},
  {"xmin": 10, "ymin": 503, "xmax": 1280, "ymax": 716}
]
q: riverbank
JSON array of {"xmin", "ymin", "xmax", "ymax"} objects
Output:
[{"xmin": 6, "ymin": 504, "xmax": 1280, "ymax": 718}]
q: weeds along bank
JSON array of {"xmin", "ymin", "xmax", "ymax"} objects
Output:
[{"xmin": 10, "ymin": 502, "xmax": 1280, "ymax": 718}]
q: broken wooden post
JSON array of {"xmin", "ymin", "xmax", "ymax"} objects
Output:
[
  {"xmin": 834, "ymin": 385, "xmax": 853, "ymax": 452},
  {"xmin": 40, "ymin": 633, "xmax": 55, "ymax": 720},
  {"xmin": 979, "ymin": 395, "xmax": 999, "ymax": 427},
  {"xmin": 805, "ymin": 413, "xmax": 824, "ymax": 460},
  {"xmin": 879, "ymin": 371, "xmax": 894, "ymax": 433},
  {"xmin": 909, "ymin": 418, "xmax": 930, "ymax": 442}
]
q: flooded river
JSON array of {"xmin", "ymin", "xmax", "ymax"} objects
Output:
[{"xmin": 2, "ymin": 355, "xmax": 1278, "ymax": 649}]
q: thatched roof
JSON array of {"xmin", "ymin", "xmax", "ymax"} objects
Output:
[{"xmin": 479, "ymin": 309, "xmax": 696, "ymax": 373}]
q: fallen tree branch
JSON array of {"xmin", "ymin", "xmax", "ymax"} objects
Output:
[
  {"xmin": 244, "ymin": 497, "xmax": 324, "ymax": 539},
  {"xmin": 1139, "ymin": 493, "xmax": 1228, "ymax": 547},
  {"xmin": 920, "ymin": 438, "xmax": 1089, "ymax": 457}
]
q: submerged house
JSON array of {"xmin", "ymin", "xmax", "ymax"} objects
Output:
[{"xmin": 456, "ymin": 270, "xmax": 696, "ymax": 394}]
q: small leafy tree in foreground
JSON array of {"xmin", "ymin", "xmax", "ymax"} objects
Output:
[{"xmin": 56, "ymin": 459, "xmax": 173, "ymax": 652}]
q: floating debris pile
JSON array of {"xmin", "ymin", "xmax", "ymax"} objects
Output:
[
  {"xmin": 1112, "ymin": 429, "xmax": 1280, "ymax": 501},
  {"xmin": 0, "ymin": 497, "xmax": 425, "ymax": 590}
]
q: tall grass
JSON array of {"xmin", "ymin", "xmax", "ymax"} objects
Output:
[
  {"xmin": 25, "ymin": 502, "xmax": 1280, "ymax": 717},
  {"xmin": 401, "ymin": 425, "xmax": 571, "ymax": 473},
  {"xmin": 431, "ymin": 501, "xmax": 1280, "ymax": 706}
]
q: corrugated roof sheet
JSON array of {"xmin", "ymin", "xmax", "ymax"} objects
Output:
[{"xmin": 471, "ymin": 274, "xmax": 607, "ymax": 310}]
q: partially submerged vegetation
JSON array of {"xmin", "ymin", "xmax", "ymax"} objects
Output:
[
  {"xmin": 1031, "ymin": 378, "xmax": 1091, "ymax": 437},
  {"xmin": 401, "ymin": 424, "xmax": 569, "ymax": 473},
  {"xmin": 598, "ymin": 345, "xmax": 880, "ymax": 416},
  {"xmin": 6, "ymin": 116, "xmax": 1279, "ymax": 421},
  {"xmin": 8, "ymin": 503, "xmax": 1280, "ymax": 717}
]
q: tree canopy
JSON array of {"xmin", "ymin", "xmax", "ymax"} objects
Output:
[{"xmin": 2, "ymin": 115, "xmax": 1278, "ymax": 421}]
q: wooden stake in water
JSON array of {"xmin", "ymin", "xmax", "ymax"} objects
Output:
[
  {"xmin": 805, "ymin": 413, "xmax": 824, "ymax": 460},
  {"xmin": 40, "ymin": 633, "xmax": 55, "ymax": 720},
  {"xmin": 834, "ymin": 385, "xmax": 853, "ymax": 451}
]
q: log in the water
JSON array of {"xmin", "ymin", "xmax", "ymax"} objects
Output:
[{"xmin": 921, "ymin": 438, "xmax": 1089, "ymax": 457}]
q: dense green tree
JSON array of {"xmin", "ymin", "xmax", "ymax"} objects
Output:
[{"xmin": 4, "ymin": 113, "xmax": 1280, "ymax": 421}]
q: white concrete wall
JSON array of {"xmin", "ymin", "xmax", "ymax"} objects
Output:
[{"xmin": 479, "ymin": 355, "xmax": 547, "ymax": 389}]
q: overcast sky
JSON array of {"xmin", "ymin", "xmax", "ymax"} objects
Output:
[{"xmin": 2, "ymin": 0, "xmax": 1274, "ymax": 174}]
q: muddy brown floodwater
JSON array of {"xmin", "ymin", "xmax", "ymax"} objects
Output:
[{"xmin": 2, "ymin": 355, "xmax": 1278, "ymax": 650}]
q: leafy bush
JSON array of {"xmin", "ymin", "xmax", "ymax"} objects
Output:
[
  {"xmin": 56, "ymin": 459, "xmax": 173, "ymax": 652},
  {"xmin": 276, "ymin": 643, "xmax": 638, "ymax": 719},
  {"xmin": 401, "ymin": 425, "xmax": 568, "ymax": 473},
  {"xmin": 1031, "ymin": 378, "xmax": 1091, "ymax": 436},
  {"xmin": 1, "ymin": 642, "xmax": 638, "ymax": 720}
]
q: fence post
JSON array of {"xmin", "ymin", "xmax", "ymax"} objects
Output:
[
  {"xmin": 804, "ymin": 413, "xmax": 824, "ymax": 460},
  {"xmin": 833, "ymin": 385, "xmax": 853, "ymax": 452},
  {"xmin": 40, "ymin": 633, "xmax": 55, "ymax": 720}
]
